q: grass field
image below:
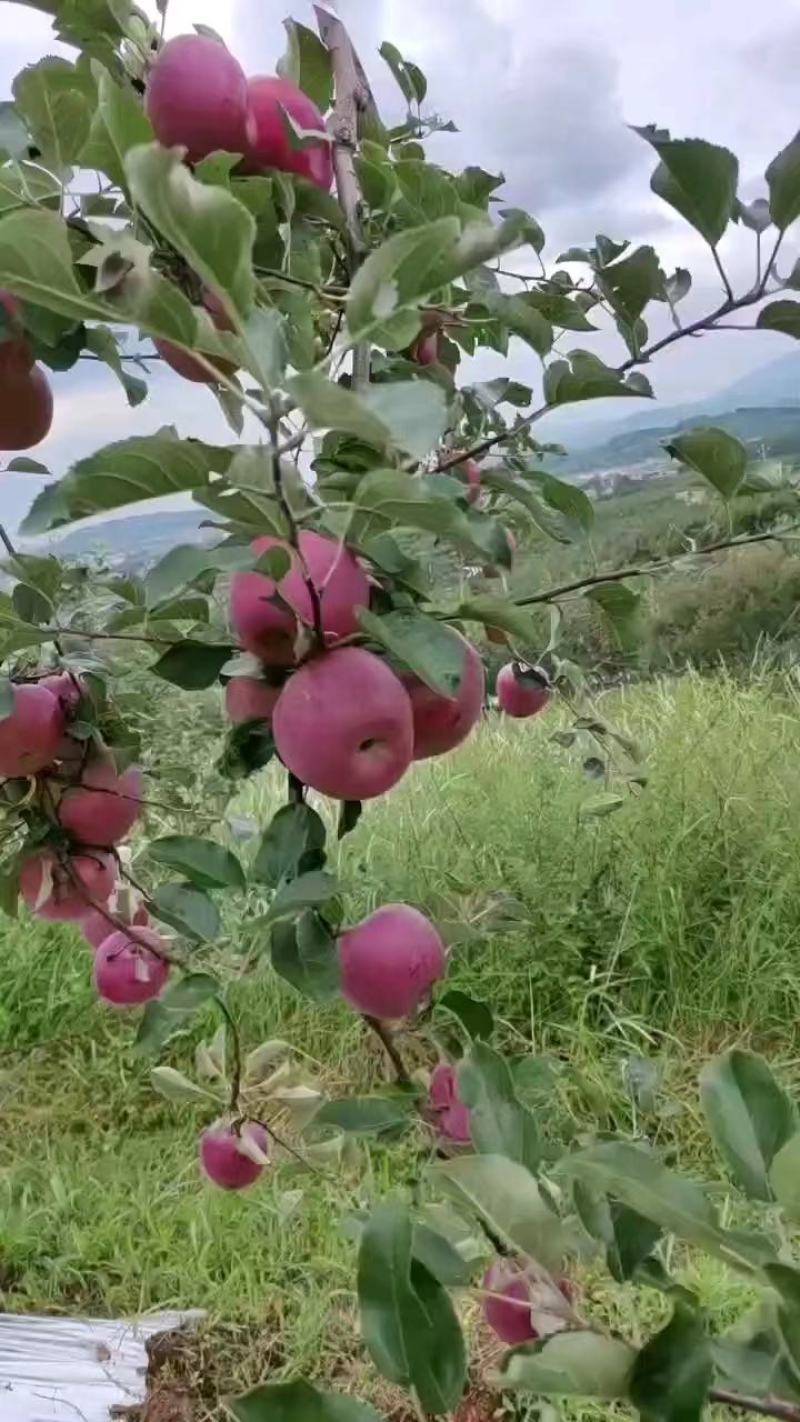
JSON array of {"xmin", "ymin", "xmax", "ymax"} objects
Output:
[{"xmin": 3, "ymin": 669, "xmax": 800, "ymax": 1415}]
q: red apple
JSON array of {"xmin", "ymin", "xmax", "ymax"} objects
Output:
[
  {"xmin": 81, "ymin": 902, "xmax": 149, "ymax": 952},
  {"xmin": 40, "ymin": 670, "xmax": 85, "ymax": 712},
  {"xmin": 229, "ymin": 531, "xmax": 370, "ymax": 665},
  {"xmin": 273, "ymin": 647, "xmax": 413, "ymax": 800},
  {"xmin": 429, "ymin": 1063, "xmax": 471, "ymax": 1143},
  {"xmin": 460, "ymin": 457, "xmax": 481, "ymax": 505},
  {"xmin": 496, "ymin": 663, "xmax": 551, "ymax": 719},
  {"xmin": 403, "ymin": 633, "xmax": 484, "ymax": 760},
  {"xmin": 339, "ymin": 903, "xmax": 446, "ymax": 1019},
  {"xmin": 20, "ymin": 847, "xmax": 116, "ymax": 921},
  {"xmin": 225, "ymin": 676, "xmax": 282, "ymax": 725},
  {"xmin": 200, "ymin": 1119, "xmax": 270, "ymax": 1190},
  {"xmin": 0, "ymin": 362, "xmax": 53, "ymax": 450},
  {"xmin": 146, "ymin": 34, "xmax": 250, "ymax": 163},
  {"xmin": 483, "ymin": 1260, "xmax": 573, "ymax": 1345},
  {"xmin": 0, "ymin": 290, "xmax": 32, "ymax": 371},
  {"xmin": 244, "ymin": 75, "xmax": 332, "ymax": 190},
  {"xmin": 57, "ymin": 752, "xmax": 143, "ymax": 847},
  {"xmin": 0, "ymin": 683, "xmax": 64, "ymax": 778},
  {"xmin": 412, "ymin": 330, "xmax": 440, "ymax": 366},
  {"xmin": 154, "ymin": 289, "xmax": 236, "ymax": 384},
  {"xmin": 94, "ymin": 926, "xmax": 170, "ymax": 1006}
]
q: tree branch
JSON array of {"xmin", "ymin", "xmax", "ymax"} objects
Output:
[
  {"xmin": 363, "ymin": 1015, "xmax": 412, "ymax": 1085},
  {"xmin": 710, "ymin": 1389, "xmax": 800, "ymax": 1421},
  {"xmin": 315, "ymin": 4, "xmax": 377, "ymax": 392}
]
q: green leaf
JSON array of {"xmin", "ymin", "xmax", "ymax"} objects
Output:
[
  {"xmin": 597, "ymin": 245, "xmax": 664, "ymax": 324},
  {"xmin": 279, "ymin": 20, "xmax": 333, "ymax": 113},
  {"xmin": 713, "ymin": 1328, "xmax": 800, "ymax": 1404},
  {"xmin": 458, "ymin": 1041, "xmax": 541, "ymax": 1171},
  {"xmin": 152, "ymin": 641, "xmax": 233, "ymax": 690},
  {"xmin": 270, "ymin": 909, "xmax": 340, "ymax": 1002},
  {"xmin": 412, "ymin": 1222, "xmax": 476, "ymax": 1287},
  {"xmin": 80, "ymin": 63, "xmax": 153, "ymax": 189},
  {"xmin": 229, "ymin": 1380, "xmax": 383, "ymax": 1422},
  {"xmin": 253, "ymin": 804, "xmax": 327, "ymax": 888},
  {"xmin": 757, "ymin": 299, "xmax": 800, "ymax": 340},
  {"xmin": 634, "ymin": 128, "xmax": 738, "ymax": 246},
  {"xmin": 497, "ymin": 1332, "xmax": 635, "ymax": 1398},
  {"xmin": 145, "ymin": 544, "xmax": 252, "ymax": 608},
  {"xmin": 150, "ymin": 1065, "xmax": 214, "ymax": 1104},
  {"xmin": 379, "ymin": 41, "xmax": 426, "ymax": 105},
  {"xmin": 347, "ymin": 214, "xmax": 525, "ymax": 341},
  {"xmin": 243, "ymin": 307, "xmax": 288, "ymax": 391},
  {"xmin": 699, "ymin": 1049, "xmax": 798, "ymax": 1200},
  {"xmin": 453, "ymin": 595, "xmax": 540, "ymax": 645},
  {"xmin": 84, "ymin": 325, "xmax": 147, "ymax": 406},
  {"xmin": 564, "ymin": 1141, "xmax": 775, "ymax": 1272},
  {"xmin": 431, "ymin": 1154, "xmax": 568, "ymax": 1271},
  {"xmin": 770, "ymin": 1133, "xmax": 800, "ymax": 1221},
  {"xmin": 125, "ymin": 143, "xmax": 256, "ymax": 320},
  {"xmin": 767, "ymin": 133, "xmax": 800, "ymax": 231},
  {"xmin": 524, "ymin": 470, "xmax": 594, "ymax": 539},
  {"xmin": 544, "ymin": 350, "xmax": 652, "ymax": 406},
  {"xmin": 630, "ymin": 1307, "xmax": 713, "ymax": 1422},
  {"xmin": 0, "ymin": 102, "xmax": 31, "ymax": 161},
  {"xmin": 498, "ymin": 206, "xmax": 545, "ymax": 255},
  {"xmin": 150, "ymin": 883, "xmax": 221, "ymax": 943},
  {"xmin": 149, "ymin": 835, "xmax": 245, "ymax": 891},
  {"xmin": 354, "ymin": 469, "xmax": 511, "ymax": 565},
  {"xmin": 314, "ymin": 1096, "xmax": 416, "ymax": 1136},
  {"xmin": 358, "ymin": 1200, "xmax": 466, "ymax": 1413},
  {"xmin": 585, "ymin": 582, "xmax": 642, "ymax": 652},
  {"xmin": 358, "ymin": 609, "xmax": 467, "ymax": 696},
  {"xmin": 573, "ymin": 1183, "xmax": 662, "ymax": 1283},
  {"xmin": 136, "ymin": 973, "xmax": 219, "ymax": 1054},
  {"xmin": 266, "ymin": 870, "xmax": 339, "ymax": 923},
  {"xmin": 483, "ymin": 292, "xmax": 553, "ymax": 358},
  {"xmin": 13, "ymin": 57, "xmax": 93, "ymax": 169},
  {"xmin": 524, "ymin": 290, "xmax": 597, "ymax": 331},
  {"xmin": 5, "ymin": 457, "xmax": 49, "ymax": 474},
  {"xmin": 665, "ymin": 426, "xmax": 747, "ymax": 499},
  {"xmin": 288, "ymin": 372, "xmax": 447, "ymax": 462},
  {"xmin": 439, "ymin": 989, "xmax": 493, "ymax": 1040}
]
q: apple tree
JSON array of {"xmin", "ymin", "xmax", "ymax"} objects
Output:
[{"xmin": 2, "ymin": 3, "xmax": 800, "ymax": 1418}]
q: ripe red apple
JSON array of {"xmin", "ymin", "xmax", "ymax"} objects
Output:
[
  {"xmin": 483, "ymin": 1260, "xmax": 573, "ymax": 1345},
  {"xmin": 94, "ymin": 925, "xmax": 170, "ymax": 1006},
  {"xmin": 225, "ymin": 676, "xmax": 282, "ymax": 725},
  {"xmin": 412, "ymin": 330, "xmax": 440, "ymax": 366},
  {"xmin": 57, "ymin": 752, "xmax": 143, "ymax": 847},
  {"xmin": 339, "ymin": 903, "xmax": 446, "ymax": 1019},
  {"xmin": 244, "ymin": 76, "xmax": 332, "ymax": 190},
  {"xmin": 273, "ymin": 647, "xmax": 413, "ymax": 800},
  {"xmin": 154, "ymin": 289, "xmax": 236, "ymax": 384},
  {"xmin": 40, "ymin": 670, "xmax": 85, "ymax": 712},
  {"xmin": 0, "ymin": 683, "xmax": 64, "ymax": 778},
  {"xmin": 496, "ymin": 664, "xmax": 552, "ymax": 719},
  {"xmin": 146, "ymin": 34, "xmax": 250, "ymax": 163},
  {"xmin": 403, "ymin": 633, "xmax": 485, "ymax": 760},
  {"xmin": 20, "ymin": 848, "xmax": 116, "ymax": 921},
  {"xmin": 230, "ymin": 531, "xmax": 370, "ymax": 665},
  {"xmin": 200, "ymin": 1120, "xmax": 270, "ymax": 1190},
  {"xmin": 429, "ymin": 1063, "xmax": 471, "ymax": 1143},
  {"xmin": 0, "ymin": 361, "xmax": 53, "ymax": 450},
  {"xmin": 81, "ymin": 902, "xmax": 149, "ymax": 952}
]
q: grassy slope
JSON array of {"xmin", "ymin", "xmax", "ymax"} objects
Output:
[{"xmin": 2, "ymin": 672, "xmax": 800, "ymax": 1408}]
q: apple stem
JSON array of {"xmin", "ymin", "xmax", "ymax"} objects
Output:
[
  {"xmin": 315, "ymin": 5, "xmax": 378, "ymax": 393},
  {"xmin": 363, "ymin": 1015, "xmax": 412, "ymax": 1085}
]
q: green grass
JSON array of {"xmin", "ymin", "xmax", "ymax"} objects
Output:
[{"xmin": 3, "ymin": 670, "xmax": 800, "ymax": 1413}]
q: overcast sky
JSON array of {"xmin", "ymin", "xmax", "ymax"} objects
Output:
[{"xmin": 2, "ymin": 0, "xmax": 800, "ymax": 532}]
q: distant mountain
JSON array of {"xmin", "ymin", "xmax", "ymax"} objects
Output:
[
  {"xmin": 561, "ymin": 404, "xmax": 800, "ymax": 476},
  {"xmin": 42, "ymin": 509, "xmax": 214, "ymax": 567}
]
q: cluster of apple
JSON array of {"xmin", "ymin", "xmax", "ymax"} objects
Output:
[
  {"xmin": 0, "ymin": 673, "xmax": 166, "ymax": 1002},
  {"xmin": 0, "ymin": 291, "xmax": 54, "ymax": 451}
]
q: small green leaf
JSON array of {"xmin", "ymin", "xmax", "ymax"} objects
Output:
[
  {"xmin": 597, "ymin": 244, "xmax": 664, "ymax": 324},
  {"xmin": 125, "ymin": 142, "xmax": 256, "ymax": 320},
  {"xmin": 243, "ymin": 307, "xmax": 288, "ymax": 390},
  {"xmin": 253, "ymin": 803, "xmax": 327, "ymax": 888},
  {"xmin": 289, "ymin": 372, "xmax": 447, "ymax": 462},
  {"xmin": 483, "ymin": 291, "xmax": 553, "ymax": 357},
  {"xmin": 439, "ymin": 989, "xmax": 493, "ymax": 1040},
  {"xmin": 734, "ymin": 197, "xmax": 772, "ymax": 234},
  {"xmin": 458, "ymin": 1041, "xmax": 541, "ymax": 1171},
  {"xmin": 497, "ymin": 1332, "xmax": 635, "ymax": 1397},
  {"xmin": 545, "ymin": 350, "xmax": 652, "ymax": 406},
  {"xmin": 151, "ymin": 1065, "xmax": 214, "ymax": 1104},
  {"xmin": 80, "ymin": 63, "xmax": 154, "ymax": 189},
  {"xmin": 573, "ymin": 1183, "xmax": 662, "ymax": 1283},
  {"xmin": 150, "ymin": 883, "xmax": 220, "ymax": 943},
  {"xmin": 431, "ymin": 1154, "xmax": 568, "ymax": 1271},
  {"xmin": 84, "ymin": 325, "xmax": 147, "ymax": 406},
  {"xmin": 699, "ymin": 1049, "xmax": 798, "ymax": 1200},
  {"xmin": 314, "ymin": 1096, "xmax": 416, "ymax": 1135},
  {"xmin": 358, "ymin": 609, "xmax": 468, "ymax": 696},
  {"xmin": 270, "ymin": 909, "xmax": 340, "ymax": 1002},
  {"xmin": 5, "ymin": 457, "xmax": 49, "ymax": 474},
  {"xmin": 666, "ymin": 426, "xmax": 747, "ymax": 500},
  {"xmin": 412, "ymin": 1222, "xmax": 476, "ymax": 1287},
  {"xmin": 13, "ymin": 57, "xmax": 93, "ymax": 169},
  {"xmin": 767, "ymin": 133, "xmax": 800, "ymax": 231},
  {"xmin": 136, "ymin": 973, "xmax": 219, "ymax": 1054},
  {"xmin": 0, "ymin": 101, "xmax": 31, "ymax": 161},
  {"xmin": 279, "ymin": 20, "xmax": 333, "ymax": 113},
  {"xmin": 635, "ymin": 128, "xmax": 738, "ymax": 246},
  {"xmin": 453, "ymin": 595, "xmax": 540, "ymax": 645},
  {"xmin": 149, "ymin": 835, "xmax": 245, "ymax": 891},
  {"xmin": 580, "ymin": 792, "xmax": 626, "ymax": 819},
  {"xmin": 152, "ymin": 641, "xmax": 233, "ymax": 690},
  {"xmin": 630, "ymin": 1306, "xmax": 713, "ymax": 1422},
  {"xmin": 770, "ymin": 1133, "xmax": 800, "ymax": 1221},
  {"xmin": 757, "ymin": 299, "xmax": 800, "ymax": 339},
  {"xmin": 585, "ymin": 582, "xmax": 642, "ymax": 652},
  {"xmin": 229, "ymin": 1379, "xmax": 383, "ymax": 1422},
  {"xmin": 358, "ymin": 1200, "xmax": 466, "ymax": 1413},
  {"xmin": 266, "ymin": 870, "xmax": 339, "ymax": 923},
  {"xmin": 379, "ymin": 41, "xmax": 426, "ymax": 105}
]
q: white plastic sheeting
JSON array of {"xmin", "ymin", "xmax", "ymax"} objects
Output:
[{"xmin": 0, "ymin": 1311, "xmax": 202, "ymax": 1421}]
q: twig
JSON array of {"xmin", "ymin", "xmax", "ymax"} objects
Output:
[
  {"xmin": 40, "ymin": 624, "xmax": 234, "ymax": 650},
  {"xmin": 266, "ymin": 408, "xmax": 326, "ymax": 648},
  {"xmin": 250, "ymin": 1114, "xmax": 324, "ymax": 1176},
  {"xmin": 710, "ymin": 1390, "xmax": 800, "ymax": 1421},
  {"xmin": 315, "ymin": 5, "xmax": 377, "ymax": 392},
  {"xmin": 711, "ymin": 244, "xmax": 734, "ymax": 302},
  {"xmin": 0, "ymin": 523, "xmax": 16, "ymax": 558},
  {"xmin": 215, "ymin": 995, "xmax": 242, "ymax": 1113},
  {"xmin": 363, "ymin": 1015, "xmax": 412, "ymax": 1085}
]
